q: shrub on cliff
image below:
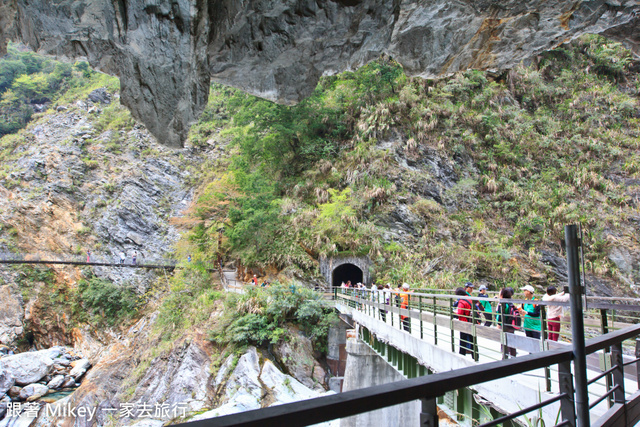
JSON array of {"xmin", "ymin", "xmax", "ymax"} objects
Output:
[{"xmin": 210, "ymin": 284, "xmax": 338, "ymax": 352}]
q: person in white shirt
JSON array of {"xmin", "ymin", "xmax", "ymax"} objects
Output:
[{"xmin": 542, "ymin": 285, "xmax": 570, "ymax": 341}]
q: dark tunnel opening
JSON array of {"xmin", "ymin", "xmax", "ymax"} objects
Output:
[{"xmin": 332, "ymin": 263, "xmax": 363, "ymax": 287}]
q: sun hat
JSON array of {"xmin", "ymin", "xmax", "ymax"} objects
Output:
[
  {"xmin": 521, "ymin": 285, "xmax": 535, "ymax": 293},
  {"xmin": 402, "ymin": 283, "xmax": 410, "ymax": 290},
  {"xmin": 479, "ymin": 285, "xmax": 488, "ymax": 291},
  {"xmin": 464, "ymin": 282, "xmax": 474, "ymax": 288}
]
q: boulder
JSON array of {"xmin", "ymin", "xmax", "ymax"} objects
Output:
[
  {"xmin": 69, "ymin": 358, "xmax": 91, "ymax": 379},
  {"xmin": 0, "ymin": 369, "xmax": 14, "ymax": 395},
  {"xmin": 8, "ymin": 386, "xmax": 21, "ymax": 398},
  {"xmin": 259, "ymin": 360, "xmax": 319, "ymax": 404},
  {"xmin": 272, "ymin": 328, "xmax": 318, "ymax": 390},
  {"xmin": 87, "ymin": 88, "xmax": 111, "ymax": 105},
  {"xmin": 46, "ymin": 375, "xmax": 65, "ymax": 390},
  {"xmin": 61, "ymin": 377, "xmax": 76, "ymax": 388},
  {"xmin": 0, "ymin": 351, "xmax": 53, "ymax": 386},
  {"xmin": 19, "ymin": 383, "xmax": 49, "ymax": 401}
]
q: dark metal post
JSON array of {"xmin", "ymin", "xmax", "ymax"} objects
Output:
[
  {"xmin": 541, "ymin": 305, "xmax": 551, "ymax": 391},
  {"xmin": 433, "ymin": 296, "xmax": 438, "ymax": 345},
  {"xmin": 449, "ymin": 299, "xmax": 455, "ymax": 353},
  {"xmin": 420, "ymin": 398, "xmax": 439, "ymax": 427},
  {"xmin": 420, "ymin": 295, "xmax": 424, "ymax": 339},
  {"xmin": 566, "ymin": 224, "xmax": 589, "ymax": 427},
  {"xmin": 601, "ymin": 308, "xmax": 612, "ymax": 407},
  {"xmin": 636, "ymin": 338, "xmax": 640, "ymax": 388},
  {"xmin": 611, "ymin": 342, "xmax": 625, "ymax": 404},
  {"xmin": 472, "ymin": 303, "xmax": 479, "ymax": 362},
  {"xmin": 558, "ymin": 360, "xmax": 577, "ymax": 427}
]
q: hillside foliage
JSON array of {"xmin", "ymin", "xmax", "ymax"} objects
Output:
[
  {"xmin": 0, "ymin": 43, "xmax": 116, "ymax": 137},
  {"xmin": 185, "ymin": 35, "xmax": 639, "ymax": 290}
]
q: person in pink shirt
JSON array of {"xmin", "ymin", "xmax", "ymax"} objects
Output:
[{"xmin": 542, "ymin": 285, "xmax": 570, "ymax": 341}]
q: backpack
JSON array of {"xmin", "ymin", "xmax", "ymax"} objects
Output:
[
  {"xmin": 499, "ymin": 303, "xmax": 521, "ymax": 330},
  {"xmin": 508, "ymin": 304, "xmax": 521, "ymax": 329}
]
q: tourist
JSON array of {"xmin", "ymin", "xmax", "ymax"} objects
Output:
[
  {"xmin": 86, "ymin": 249, "xmax": 91, "ymax": 263},
  {"xmin": 464, "ymin": 282, "xmax": 474, "ymax": 296},
  {"xmin": 187, "ymin": 254, "xmax": 192, "ymax": 262},
  {"xmin": 119, "ymin": 251, "xmax": 125, "ymax": 264},
  {"xmin": 132, "ymin": 250, "xmax": 137, "ymax": 265},
  {"xmin": 252, "ymin": 274, "xmax": 258, "ymax": 286},
  {"xmin": 542, "ymin": 285, "xmax": 570, "ymax": 341},
  {"xmin": 399, "ymin": 283, "xmax": 411, "ymax": 333},
  {"xmin": 465, "ymin": 281, "xmax": 483, "ymax": 315},
  {"xmin": 497, "ymin": 287, "xmax": 518, "ymax": 358},
  {"xmin": 519, "ymin": 285, "xmax": 541, "ymax": 339},
  {"xmin": 455, "ymin": 287, "xmax": 474, "ymax": 356},
  {"xmin": 478, "ymin": 285, "xmax": 493, "ymax": 327}
]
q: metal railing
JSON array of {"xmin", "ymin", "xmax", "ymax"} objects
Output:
[{"xmin": 175, "ymin": 325, "xmax": 640, "ymax": 427}]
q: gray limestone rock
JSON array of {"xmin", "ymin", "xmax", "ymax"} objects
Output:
[
  {"xmin": 1, "ymin": 0, "xmax": 638, "ymax": 147},
  {"xmin": 46, "ymin": 375, "xmax": 65, "ymax": 390},
  {"xmin": 69, "ymin": 359, "xmax": 91, "ymax": 380},
  {"xmin": 0, "ymin": 286, "xmax": 24, "ymax": 346},
  {"xmin": 87, "ymin": 88, "xmax": 111, "ymax": 105},
  {"xmin": 0, "ymin": 370, "xmax": 14, "ymax": 396},
  {"xmin": 0, "ymin": 351, "xmax": 53, "ymax": 386},
  {"xmin": 18, "ymin": 383, "xmax": 49, "ymax": 401},
  {"xmin": 609, "ymin": 246, "xmax": 634, "ymax": 275}
]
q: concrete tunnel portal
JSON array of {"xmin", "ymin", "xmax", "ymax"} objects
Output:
[
  {"xmin": 332, "ymin": 263, "xmax": 364, "ymax": 287},
  {"xmin": 320, "ymin": 255, "xmax": 371, "ymax": 289}
]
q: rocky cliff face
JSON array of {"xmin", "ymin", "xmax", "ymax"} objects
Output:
[
  {"xmin": 1, "ymin": 0, "xmax": 638, "ymax": 147},
  {"xmin": 0, "ymin": 87, "xmax": 207, "ymax": 348}
]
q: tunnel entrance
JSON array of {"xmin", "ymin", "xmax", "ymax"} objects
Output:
[{"xmin": 332, "ymin": 263, "xmax": 363, "ymax": 287}]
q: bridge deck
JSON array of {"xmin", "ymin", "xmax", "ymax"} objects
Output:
[{"xmin": 333, "ymin": 292, "xmax": 640, "ymax": 422}]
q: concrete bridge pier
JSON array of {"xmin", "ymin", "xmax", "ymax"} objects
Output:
[{"xmin": 340, "ymin": 336, "xmax": 420, "ymax": 427}]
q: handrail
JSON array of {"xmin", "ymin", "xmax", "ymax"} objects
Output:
[
  {"xmin": 330, "ymin": 287, "xmax": 640, "ymax": 320},
  {"xmin": 175, "ymin": 326, "xmax": 640, "ymax": 427},
  {"xmin": 177, "ymin": 347, "xmax": 574, "ymax": 427}
]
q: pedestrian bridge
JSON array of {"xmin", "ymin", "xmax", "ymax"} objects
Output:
[
  {"xmin": 173, "ymin": 280, "xmax": 640, "ymax": 427},
  {"xmin": 330, "ymin": 289, "xmax": 640, "ymax": 426}
]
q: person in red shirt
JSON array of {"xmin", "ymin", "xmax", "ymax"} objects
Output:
[
  {"xmin": 252, "ymin": 275, "xmax": 258, "ymax": 286},
  {"xmin": 456, "ymin": 287, "xmax": 474, "ymax": 356}
]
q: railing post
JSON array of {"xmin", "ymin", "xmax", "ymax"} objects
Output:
[
  {"xmin": 541, "ymin": 305, "xmax": 551, "ymax": 392},
  {"xmin": 420, "ymin": 398, "xmax": 439, "ymax": 427},
  {"xmin": 471, "ymin": 303, "xmax": 479, "ymax": 362},
  {"xmin": 611, "ymin": 342, "xmax": 625, "ymax": 404},
  {"xmin": 600, "ymin": 308, "xmax": 613, "ymax": 407},
  {"xmin": 501, "ymin": 306, "xmax": 507, "ymax": 360},
  {"xmin": 449, "ymin": 299, "xmax": 455, "ymax": 353},
  {"xmin": 558, "ymin": 360, "xmax": 577, "ymax": 427},
  {"xmin": 433, "ymin": 296, "xmax": 438, "ymax": 345},
  {"xmin": 420, "ymin": 295, "xmax": 424, "ymax": 340},
  {"xmin": 636, "ymin": 338, "xmax": 640, "ymax": 389},
  {"xmin": 566, "ymin": 224, "xmax": 589, "ymax": 427}
]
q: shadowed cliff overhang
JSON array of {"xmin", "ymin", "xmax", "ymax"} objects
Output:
[{"xmin": 1, "ymin": 0, "xmax": 638, "ymax": 147}]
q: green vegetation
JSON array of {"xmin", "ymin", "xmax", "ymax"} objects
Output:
[
  {"xmin": 210, "ymin": 284, "xmax": 338, "ymax": 351},
  {"xmin": 74, "ymin": 275, "xmax": 141, "ymax": 327},
  {"xmin": 11, "ymin": 265, "xmax": 55, "ymax": 300},
  {"xmin": 0, "ymin": 43, "xmax": 118, "ymax": 137},
  {"xmin": 185, "ymin": 35, "xmax": 639, "ymax": 291}
]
